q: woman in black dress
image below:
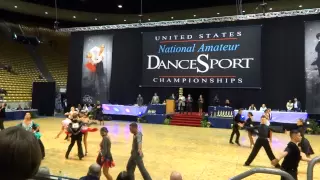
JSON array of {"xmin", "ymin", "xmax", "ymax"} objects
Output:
[
  {"xmin": 297, "ymin": 119, "xmax": 314, "ymax": 157},
  {"xmin": 198, "ymin": 95, "xmax": 204, "ymax": 115},
  {"xmin": 244, "ymin": 112, "xmax": 255, "ymax": 148},
  {"xmin": 97, "ymin": 127, "xmax": 114, "ymax": 180}
]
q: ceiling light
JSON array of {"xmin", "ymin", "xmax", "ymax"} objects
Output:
[
  {"xmin": 95, "ymin": 18, "xmax": 98, "ymax": 20},
  {"xmin": 118, "ymin": 4, "xmax": 122, "ymax": 8},
  {"xmin": 171, "ymin": 17, "xmax": 174, "ymax": 19},
  {"xmin": 124, "ymin": 19, "xmax": 126, "ymax": 22},
  {"xmin": 269, "ymin": 8, "xmax": 272, "ymax": 11},
  {"xmin": 73, "ymin": 16, "xmax": 76, "ymax": 18},
  {"xmin": 148, "ymin": 19, "xmax": 150, "ymax": 21},
  {"xmin": 217, "ymin": 12, "xmax": 220, "ymax": 15},
  {"xmin": 299, "ymin": 5, "xmax": 303, "ymax": 8},
  {"xmin": 193, "ymin": 15, "xmax": 196, "ymax": 17},
  {"xmin": 14, "ymin": 6, "xmax": 17, "ymax": 8},
  {"xmin": 45, "ymin": 12, "xmax": 48, "ymax": 14},
  {"xmin": 138, "ymin": 14, "xmax": 142, "ymax": 17},
  {"xmin": 242, "ymin": 10, "xmax": 245, "ymax": 13}
]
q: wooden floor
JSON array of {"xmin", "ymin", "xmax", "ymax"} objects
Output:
[{"xmin": 4, "ymin": 118, "xmax": 320, "ymax": 180}]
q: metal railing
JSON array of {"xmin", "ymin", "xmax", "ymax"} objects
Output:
[
  {"xmin": 307, "ymin": 156, "xmax": 320, "ymax": 180},
  {"xmin": 230, "ymin": 168, "xmax": 295, "ymax": 180}
]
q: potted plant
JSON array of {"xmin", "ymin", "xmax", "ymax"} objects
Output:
[{"xmin": 164, "ymin": 115, "xmax": 172, "ymax": 125}]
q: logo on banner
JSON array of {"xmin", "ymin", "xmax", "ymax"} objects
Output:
[{"xmin": 83, "ymin": 95, "xmax": 93, "ymax": 103}]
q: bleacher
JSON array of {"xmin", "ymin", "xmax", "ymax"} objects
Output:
[
  {"xmin": 0, "ymin": 34, "xmax": 46, "ymax": 102},
  {"xmin": 21, "ymin": 25, "xmax": 70, "ymax": 88}
]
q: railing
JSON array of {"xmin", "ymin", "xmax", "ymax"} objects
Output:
[
  {"xmin": 230, "ymin": 168, "xmax": 295, "ymax": 180},
  {"xmin": 307, "ymin": 156, "xmax": 320, "ymax": 180}
]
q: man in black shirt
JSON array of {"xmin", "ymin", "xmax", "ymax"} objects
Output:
[
  {"xmin": 244, "ymin": 115, "xmax": 280, "ymax": 167},
  {"xmin": 272, "ymin": 130, "xmax": 311, "ymax": 180},
  {"xmin": 65, "ymin": 113, "xmax": 85, "ymax": 160},
  {"xmin": 0, "ymin": 103, "xmax": 6, "ymax": 130},
  {"xmin": 229, "ymin": 108, "xmax": 243, "ymax": 146}
]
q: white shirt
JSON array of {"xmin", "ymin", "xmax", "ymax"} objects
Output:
[
  {"xmin": 260, "ymin": 107, "xmax": 267, "ymax": 111},
  {"xmin": 89, "ymin": 46, "xmax": 104, "ymax": 64},
  {"xmin": 294, "ymin": 102, "xmax": 298, "ymax": 108}
]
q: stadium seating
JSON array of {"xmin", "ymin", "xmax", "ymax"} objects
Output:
[
  {"xmin": 0, "ymin": 35, "xmax": 46, "ymax": 102},
  {"xmin": 21, "ymin": 25, "xmax": 70, "ymax": 88}
]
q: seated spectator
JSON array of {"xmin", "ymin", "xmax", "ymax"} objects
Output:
[
  {"xmin": 286, "ymin": 100, "xmax": 293, "ymax": 111},
  {"xmin": 80, "ymin": 164, "xmax": 101, "ymax": 180},
  {"xmin": 17, "ymin": 104, "xmax": 23, "ymax": 110},
  {"xmin": 259, "ymin": 104, "xmax": 267, "ymax": 111},
  {"xmin": 116, "ymin": 171, "xmax": 132, "ymax": 180},
  {"xmin": 35, "ymin": 166, "xmax": 50, "ymax": 178},
  {"xmin": 248, "ymin": 104, "xmax": 256, "ymax": 111},
  {"xmin": 0, "ymin": 126, "xmax": 42, "ymax": 180},
  {"xmin": 170, "ymin": 171, "xmax": 183, "ymax": 180}
]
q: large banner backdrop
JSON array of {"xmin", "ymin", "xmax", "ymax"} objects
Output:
[
  {"xmin": 305, "ymin": 21, "xmax": 320, "ymax": 114},
  {"xmin": 81, "ymin": 34, "xmax": 113, "ymax": 104},
  {"xmin": 142, "ymin": 26, "xmax": 261, "ymax": 88}
]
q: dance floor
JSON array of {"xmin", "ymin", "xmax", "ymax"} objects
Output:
[{"xmin": 4, "ymin": 118, "xmax": 320, "ymax": 180}]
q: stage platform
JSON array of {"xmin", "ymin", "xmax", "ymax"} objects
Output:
[{"xmin": 3, "ymin": 118, "xmax": 320, "ymax": 180}]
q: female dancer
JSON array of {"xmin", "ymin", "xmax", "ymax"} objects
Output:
[
  {"xmin": 97, "ymin": 127, "xmax": 114, "ymax": 180},
  {"xmin": 17, "ymin": 112, "xmax": 45, "ymax": 159},
  {"xmin": 65, "ymin": 106, "xmax": 76, "ymax": 116},
  {"xmin": 79, "ymin": 112, "xmax": 98, "ymax": 156},
  {"xmin": 55, "ymin": 114, "xmax": 72, "ymax": 141},
  {"xmin": 198, "ymin": 95, "xmax": 204, "ymax": 115},
  {"xmin": 297, "ymin": 118, "xmax": 314, "ymax": 157},
  {"xmin": 244, "ymin": 112, "xmax": 255, "ymax": 148}
]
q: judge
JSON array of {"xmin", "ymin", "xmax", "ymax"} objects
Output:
[
  {"xmin": 136, "ymin": 94, "xmax": 143, "ymax": 106},
  {"xmin": 151, "ymin": 93, "xmax": 160, "ymax": 104},
  {"xmin": 178, "ymin": 94, "xmax": 186, "ymax": 114},
  {"xmin": 186, "ymin": 94, "xmax": 193, "ymax": 115}
]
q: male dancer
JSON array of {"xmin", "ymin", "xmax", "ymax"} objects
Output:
[
  {"xmin": 126, "ymin": 122, "xmax": 152, "ymax": 180},
  {"xmin": 244, "ymin": 115, "xmax": 280, "ymax": 167},
  {"xmin": 65, "ymin": 113, "xmax": 85, "ymax": 160},
  {"xmin": 229, "ymin": 108, "xmax": 243, "ymax": 146},
  {"xmin": 272, "ymin": 130, "xmax": 311, "ymax": 180}
]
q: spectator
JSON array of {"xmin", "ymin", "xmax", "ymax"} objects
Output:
[
  {"xmin": 36, "ymin": 166, "xmax": 50, "ymax": 178},
  {"xmin": 80, "ymin": 164, "xmax": 101, "ymax": 180},
  {"xmin": 116, "ymin": 171, "xmax": 132, "ymax": 180},
  {"xmin": 170, "ymin": 171, "xmax": 183, "ymax": 180},
  {"xmin": 0, "ymin": 126, "xmax": 42, "ymax": 180}
]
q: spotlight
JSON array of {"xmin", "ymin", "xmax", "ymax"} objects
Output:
[
  {"xmin": 14, "ymin": 6, "xmax": 17, "ymax": 8},
  {"xmin": 171, "ymin": 17, "xmax": 174, "ymax": 19},
  {"xmin": 73, "ymin": 16, "xmax": 76, "ymax": 18},
  {"xmin": 45, "ymin": 12, "xmax": 48, "ymax": 14},
  {"xmin": 118, "ymin": 4, "xmax": 122, "ymax": 8},
  {"xmin": 299, "ymin": 5, "xmax": 303, "ymax": 8}
]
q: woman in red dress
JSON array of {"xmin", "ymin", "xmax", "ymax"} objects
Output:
[{"xmin": 97, "ymin": 127, "xmax": 115, "ymax": 180}]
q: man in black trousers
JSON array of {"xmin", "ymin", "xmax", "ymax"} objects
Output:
[
  {"xmin": 0, "ymin": 103, "xmax": 6, "ymax": 130},
  {"xmin": 229, "ymin": 108, "xmax": 243, "ymax": 146},
  {"xmin": 272, "ymin": 130, "xmax": 311, "ymax": 180},
  {"xmin": 244, "ymin": 115, "xmax": 280, "ymax": 167},
  {"xmin": 65, "ymin": 113, "xmax": 85, "ymax": 160},
  {"xmin": 126, "ymin": 122, "xmax": 152, "ymax": 180}
]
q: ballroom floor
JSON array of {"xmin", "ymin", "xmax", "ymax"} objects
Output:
[{"xmin": 4, "ymin": 118, "xmax": 320, "ymax": 180}]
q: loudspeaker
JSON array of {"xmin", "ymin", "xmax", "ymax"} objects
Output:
[{"xmin": 32, "ymin": 82, "xmax": 56, "ymax": 116}]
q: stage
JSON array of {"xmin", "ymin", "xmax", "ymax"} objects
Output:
[{"xmin": 3, "ymin": 118, "xmax": 320, "ymax": 180}]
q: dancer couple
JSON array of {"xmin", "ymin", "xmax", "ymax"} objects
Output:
[
  {"xmin": 57, "ymin": 108, "xmax": 97, "ymax": 155},
  {"xmin": 96, "ymin": 123, "xmax": 152, "ymax": 180},
  {"xmin": 244, "ymin": 116, "xmax": 313, "ymax": 180}
]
